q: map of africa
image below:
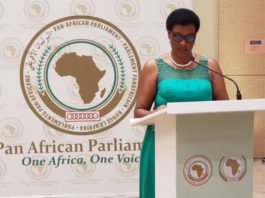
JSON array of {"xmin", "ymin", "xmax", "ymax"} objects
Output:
[
  {"xmin": 226, "ymin": 159, "xmax": 240, "ymax": 175},
  {"xmin": 192, "ymin": 164, "xmax": 204, "ymax": 177},
  {"xmin": 55, "ymin": 52, "xmax": 106, "ymax": 104}
]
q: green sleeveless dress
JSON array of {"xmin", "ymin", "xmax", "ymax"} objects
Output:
[{"xmin": 140, "ymin": 56, "xmax": 213, "ymax": 198}]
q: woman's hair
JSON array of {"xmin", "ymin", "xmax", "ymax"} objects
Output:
[{"xmin": 166, "ymin": 8, "xmax": 200, "ymax": 32}]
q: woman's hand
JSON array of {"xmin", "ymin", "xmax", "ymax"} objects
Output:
[{"xmin": 149, "ymin": 105, "xmax": 167, "ymax": 114}]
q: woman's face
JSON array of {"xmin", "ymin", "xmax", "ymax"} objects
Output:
[{"xmin": 168, "ymin": 24, "xmax": 196, "ymax": 59}]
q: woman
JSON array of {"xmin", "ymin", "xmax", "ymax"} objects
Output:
[{"xmin": 134, "ymin": 8, "xmax": 229, "ymax": 198}]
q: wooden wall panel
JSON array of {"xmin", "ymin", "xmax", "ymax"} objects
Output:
[{"xmin": 219, "ymin": 0, "xmax": 265, "ymax": 157}]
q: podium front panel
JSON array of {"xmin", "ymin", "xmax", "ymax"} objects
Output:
[{"xmin": 155, "ymin": 112, "xmax": 254, "ymax": 198}]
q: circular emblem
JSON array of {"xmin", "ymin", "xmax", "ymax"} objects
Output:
[
  {"xmin": 183, "ymin": 155, "xmax": 213, "ymax": 186},
  {"xmin": 115, "ymin": 0, "xmax": 140, "ymax": 21},
  {"xmin": 24, "ymin": 0, "xmax": 49, "ymax": 22},
  {"xmin": 219, "ymin": 155, "xmax": 247, "ymax": 182},
  {"xmin": 70, "ymin": 0, "xmax": 95, "ymax": 16},
  {"xmin": 136, "ymin": 36, "xmax": 160, "ymax": 60},
  {"xmin": 115, "ymin": 153, "xmax": 138, "ymax": 177},
  {"xmin": 20, "ymin": 16, "xmax": 140, "ymax": 135},
  {"xmin": 25, "ymin": 156, "xmax": 52, "ymax": 180},
  {"xmin": 0, "ymin": 38, "xmax": 24, "ymax": 64},
  {"xmin": 0, "ymin": 159, "xmax": 7, "ymax": 179},
  {"xmin": 71, "ymin": 155, "xmax": 96, "ymax": 178},
  {"xmin": 160, "ymin": 0, "xmax": 184, "ymax": 19},
  {"xmin": 0, "ymin": 117, "xmax": 23, "ymax": 142}
]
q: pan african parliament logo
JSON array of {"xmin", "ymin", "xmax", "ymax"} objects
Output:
[{"xmin": 20, "ymin": 16, "xmax": 140, "ymax": 135}]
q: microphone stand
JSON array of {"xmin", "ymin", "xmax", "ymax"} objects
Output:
[{"xmin": 191, "ymin": 57, "xmax": 242, "ymax": 100}]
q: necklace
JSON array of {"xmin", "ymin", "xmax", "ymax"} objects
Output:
[{"xmin": 169, "ymin": 52, "xmax": 193, "ymax": 67}]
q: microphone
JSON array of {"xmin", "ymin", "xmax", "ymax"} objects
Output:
[{"xmin": 190, "ymin": 56, "xmax": 242, "ymax": 100}]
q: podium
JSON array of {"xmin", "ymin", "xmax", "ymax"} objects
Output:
[{"xmin": 130, "ymin": 99, "xmax": 265, "ymax": 198}]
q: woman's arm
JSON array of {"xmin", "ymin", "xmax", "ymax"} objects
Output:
[
  {"xmin": 208, "ymin": 58, "xmax": 229, "ymax": 100},
  {"xmin": 134, "ymin": 59, "xmax": 158, "ymax": 118}
]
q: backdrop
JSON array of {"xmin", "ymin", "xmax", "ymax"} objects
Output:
[{"xmin": 0, "ymin": 0, "xmax": 191, "ymax": 197}]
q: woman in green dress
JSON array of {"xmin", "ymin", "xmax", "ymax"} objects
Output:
[{"xmin": 134, "ymin": 8, "xmax": 229, "ymax": 198}]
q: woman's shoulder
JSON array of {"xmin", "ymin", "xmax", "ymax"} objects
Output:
[
  {"xmin": 207, "ymin": 57, "xmax": 218, "ymax": 65},
  {"xmin": 198, "ymin": 55, "xmax": 222, "ymax": 73},
  {"xmin": 143, "ymin": 53, "xmax": 170, "ymax": 71},
  {"xmin": 206, "ymin": 57, "xmax": 221, "ymax": 70},
  {"xmin": 195, "ymin": 54, "xmax": 218, "ymax": 66},
  {"xmin": 143, "ymin": 53, "xmax": 167, "ymax": 69},
  {"xmin": 142, "ymin": 58, "xmax": 157, "ymax": 72},
  {"xmin": 139, "ymin": 58, "xmax": 159, "ymax": 78}
]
